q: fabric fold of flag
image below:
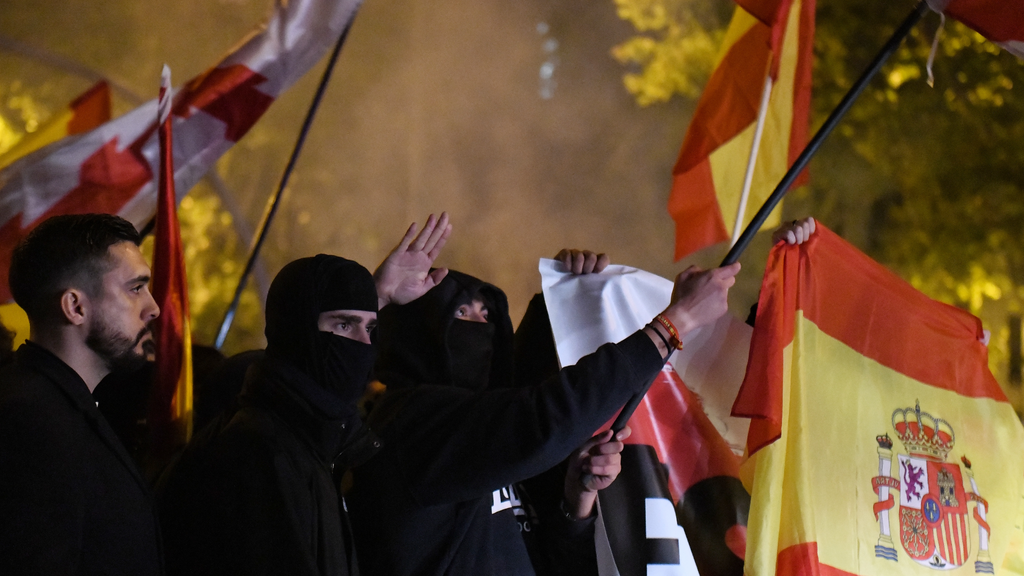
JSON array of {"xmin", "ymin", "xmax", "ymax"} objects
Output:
[
  {"xmin": 668, "ymin": 0, "xmax": 813, "ymax": 260},
  {"xmin": 928, "ymin": 0, "xmax": 1024, "ymax": 59},
  {"xmin": 732, "ymin": 224, "xmax": 1024, "ymax": 575},
  {"xmin": 0, "ymin": 0, "xmax": 362, "ymax": 301},
  {"xmin": 149, "ymin": 66, "xmax": 193, "ymax": 457}
]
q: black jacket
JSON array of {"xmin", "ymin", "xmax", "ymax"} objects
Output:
[
  {"xmin": 156, "ymin": 356, "xmax": 380, "ymax": 576},
  {"xmin": 0, "ymin": 342, "xmax": 163, "ymax": 576},
  {"xmin": 348, "ymin": 271, "xmax": 666, "ymax": 575}
]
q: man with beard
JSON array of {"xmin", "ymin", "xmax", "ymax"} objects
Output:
[
  {"xmin": 156, "ymin": 215, "xmax": 451, "ymax": 576},
  {"xmin": 0, "ymin": 214, "xmax": 163, "ymax": 576},
  {"xmin": 348, "ymin": 253, "xmax": 740, "ymax": 575}
]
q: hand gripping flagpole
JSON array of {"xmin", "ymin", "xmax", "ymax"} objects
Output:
[
  {"xmin": 214, "ymin": 22, "xmax": 355, "ymax": 350},
  {"xmin": 612, "ymin": 0, "xmax": 930, "ymax": 433}
]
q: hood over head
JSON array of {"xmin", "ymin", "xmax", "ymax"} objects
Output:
[
  {"xmin": 375, "ymin": 269, "xmax": 514, "ymax": 391},
  {"xmin": 264, "ymin": 255, "xmax": 378, "ymax": 408}
]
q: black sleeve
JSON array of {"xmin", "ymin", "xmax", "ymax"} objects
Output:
[
  {"xmin": 375, "ymin": 330, "xmax": 665, "ymax": 506},
  {"xmin": 159, "ymin": 432, "xmax": 321, "ymax": 576},
  {"xmin": 514, "ymin": 293, "xmax": 561, "ymax": 389},
  {"xmin": 520, "ymin": 463, "xmax": 599, "ymax": 576},
  {"xmin": 0, "ymin": 395, "xmax": 85, "ymax": 575}
]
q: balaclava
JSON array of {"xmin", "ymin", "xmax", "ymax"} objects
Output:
[
  {"xmin": 264, "ymin": 255, "xmax": 378, "ymax": 409},
  {"xmin": 375, "ymin": 270, "xmax": 514, "ymax": 392}
]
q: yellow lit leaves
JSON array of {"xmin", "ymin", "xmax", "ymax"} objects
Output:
[
  {"xmin": 610, "ymin": 0, "xmax": 719, "ymax": 106},
  {"xmin": 142, "ymin": 184, "xmax": 264, "ymax": 353}
]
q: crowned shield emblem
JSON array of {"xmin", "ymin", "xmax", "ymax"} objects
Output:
[{"xmin": 870, "ymin": 402, "xmax": 995, "ymax": 574}]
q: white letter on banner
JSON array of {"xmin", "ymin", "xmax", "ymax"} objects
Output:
[{"xmin": 645, "ymin": 498, "xmax": 700, "ymax": 576}]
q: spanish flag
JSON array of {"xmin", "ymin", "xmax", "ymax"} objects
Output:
[
  {"xmin": 732, "ymin": 224, "xmax": 1024, "ymax": 574},
  {"xmin": 150, "ymin": 66, "xmax": 193, "ymax": 453},
  {"xmin": 668, "ymin": 0, "xmax": 813, "ymax": 260}
]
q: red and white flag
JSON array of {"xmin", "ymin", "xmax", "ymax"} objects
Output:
[
  {"xmin": 928, "ymin": 0, "xmax": 1024, "ymax": 58},
  {"xmin": 0, "ymin": 0, "xmax": 363, "ymax": 300}
]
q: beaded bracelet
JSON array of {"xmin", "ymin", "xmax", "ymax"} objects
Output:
[{"xmin": 654, "ymin": 313, "xmax": 684, "ymax": 350}]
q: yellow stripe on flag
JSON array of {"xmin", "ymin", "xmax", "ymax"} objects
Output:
[{"xmin": 709, "ymin": 0, "xmax": 808, "ymax": 240}]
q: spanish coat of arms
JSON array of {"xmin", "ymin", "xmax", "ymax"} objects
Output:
[{"xmin": 871, "ymin": 401, "xmax": 993, "ymax": 573}]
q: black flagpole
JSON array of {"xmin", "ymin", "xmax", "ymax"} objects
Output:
[
  {"xmin": 214, "ymin": 23, "xmax": 354, "ymax": 350},
  {"xmin": 612, "ymin": 0, "xmax": 930, "ymax": 433}
]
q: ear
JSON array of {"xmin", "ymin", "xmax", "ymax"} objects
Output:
[{"xmin": 60, "ymin": 289, "xmax": 89, "ymax": 326}]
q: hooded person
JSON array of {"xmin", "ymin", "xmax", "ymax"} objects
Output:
[
  {"xmin": 156, "ymin": 255, "xmax": 384, "ymax": 576},
  {"xmin": 347, "ymin": 258, "xmax": 742, "ymax": 575},
  {"xmin": 373, "ymin": 270, "xmax": 515, "ymax": 393}
]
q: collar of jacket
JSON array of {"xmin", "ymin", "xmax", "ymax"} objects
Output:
[
  {"xmin": 14, "ymin": 341, "xmax": 152, "ymax": 492},
  {"xmin": 240, "ymin": 356, "xmax": 381, "ymax": 469}
]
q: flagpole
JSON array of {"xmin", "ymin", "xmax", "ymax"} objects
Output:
[
  {"xmin": 731, "ymin": 72, "xmax": 774, "ymax": 247},
  {"xmin": 214, "ymin": 23, "xmax": 354, "ymax": 350},
  {"xmin": 612, "ymin": 0, "xmax": 929, "ymax": 434},
  {"xmin": 720, "ymin": 0, "xmax": 929, "ymax": 266}
]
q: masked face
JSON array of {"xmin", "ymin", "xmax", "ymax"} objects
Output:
[
  {"xmin": 446, "ymin": 320, "xmax": 495, "ymax": 391},
  {"xmin": 314, "ymin": 330, "xmax": 377, "ymax": 405}
]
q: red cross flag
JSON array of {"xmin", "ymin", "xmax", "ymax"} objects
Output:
[{"xmin": 0, "ymin": 0, "xmax": 363, "ymax": 301}]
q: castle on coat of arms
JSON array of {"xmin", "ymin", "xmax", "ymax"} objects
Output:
[{"xmin": 871, "ymin": 401, "xmax": 993, "ymax": 573}]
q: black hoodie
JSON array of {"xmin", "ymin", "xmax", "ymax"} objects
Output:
[
  {"xmin": 348, "ymin": 270, "xmax": 667, "ymax": 576},
  {"xmin": 157, "ymin": 255, "xmax": 381, "ymax": 576}
]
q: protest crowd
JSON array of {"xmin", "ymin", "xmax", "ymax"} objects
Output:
[
  {"xmin": 0, "ymin": 212, "xmax": 830, "ymax": 575},
  {"xmin": 2, "ymin": 0, "xmax": 1023, "ymax": 572}
]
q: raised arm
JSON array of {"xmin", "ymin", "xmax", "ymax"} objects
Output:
[{"xmin": 373, "ymin": 212, "xmax": 452, "ymax": 309}]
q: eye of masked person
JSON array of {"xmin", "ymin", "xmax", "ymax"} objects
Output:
[
  {"xmin": 317, "ymin": 310, "xmax": 377, "ymax": 342},
  {"xmin": 454, "ymin": 299, "xmax": 489, "ymax": 323}
]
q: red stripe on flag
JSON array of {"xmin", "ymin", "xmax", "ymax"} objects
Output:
[
  {"xmin": 787, "ymin": 0, "xmax": 814, "ymax": 187},
  {"xmin": 944, "ymin": 0, "xmax": 1024, "ymax": 44},
  {"xmin": 669, "ymin": 159, "xmax": 729, "ymax": 260},
  {"xmin": 673, "ymin": 25, "xmax": 772, "ymax": 172},
  {"xmin": 734, "ymin": 225, "xmax": 1005, "ymax": 453},
  {"xmin": 609, "ymin": 367, "xmax": 741, "ymax": 500},
  {"xmin": 775, "ymin": 542, "xmax": 857, "ymax": 576}
]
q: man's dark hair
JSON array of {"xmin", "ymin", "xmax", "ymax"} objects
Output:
[{"xmin": 9, "ymin": 214, "xmax": 141, "ymax": 325}]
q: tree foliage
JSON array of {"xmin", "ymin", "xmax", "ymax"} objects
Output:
[{"xmin": 613, "ymin": 0, "xmax": 1024, "ymax": 391}]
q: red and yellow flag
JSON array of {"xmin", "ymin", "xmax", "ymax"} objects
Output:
[
  {"xmin": 0, "ymin": 81, "xmax": 111, "ymax": 171},
  {"xmin": 668, "ymin": 0, "xmax": 814, "ymax": 260},
  {"xmin": 732, "ymin": 225, "xmax": 1024, "ymax": 575},
  {"xmin": 150, "ymin": 66, "xmax": 193, "ymax": 449}
]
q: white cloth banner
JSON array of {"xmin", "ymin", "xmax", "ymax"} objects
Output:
[{"xmin": 538, "ymin": 258, "xmax": 752, "ymax": 453}]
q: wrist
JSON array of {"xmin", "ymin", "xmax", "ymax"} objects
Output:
[
  {"xmin": 374, "ymin": 278, "xmax": 392, "ymax": 309},
  {"xmin": 561, "ymin": 491, "xmax": 597, "ymax": 520},
  {"xmin": 653, "ymin": 314, "xmax": 685, "ymax": 350}
]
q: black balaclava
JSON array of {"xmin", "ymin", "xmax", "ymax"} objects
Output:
[
  {"xmin": 375, "ymin": 270, "xmax": 514, "ymax": 392},
  {"xmin": 264, "ymin": 255, "xmax": 378, "ymax": 412}
]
